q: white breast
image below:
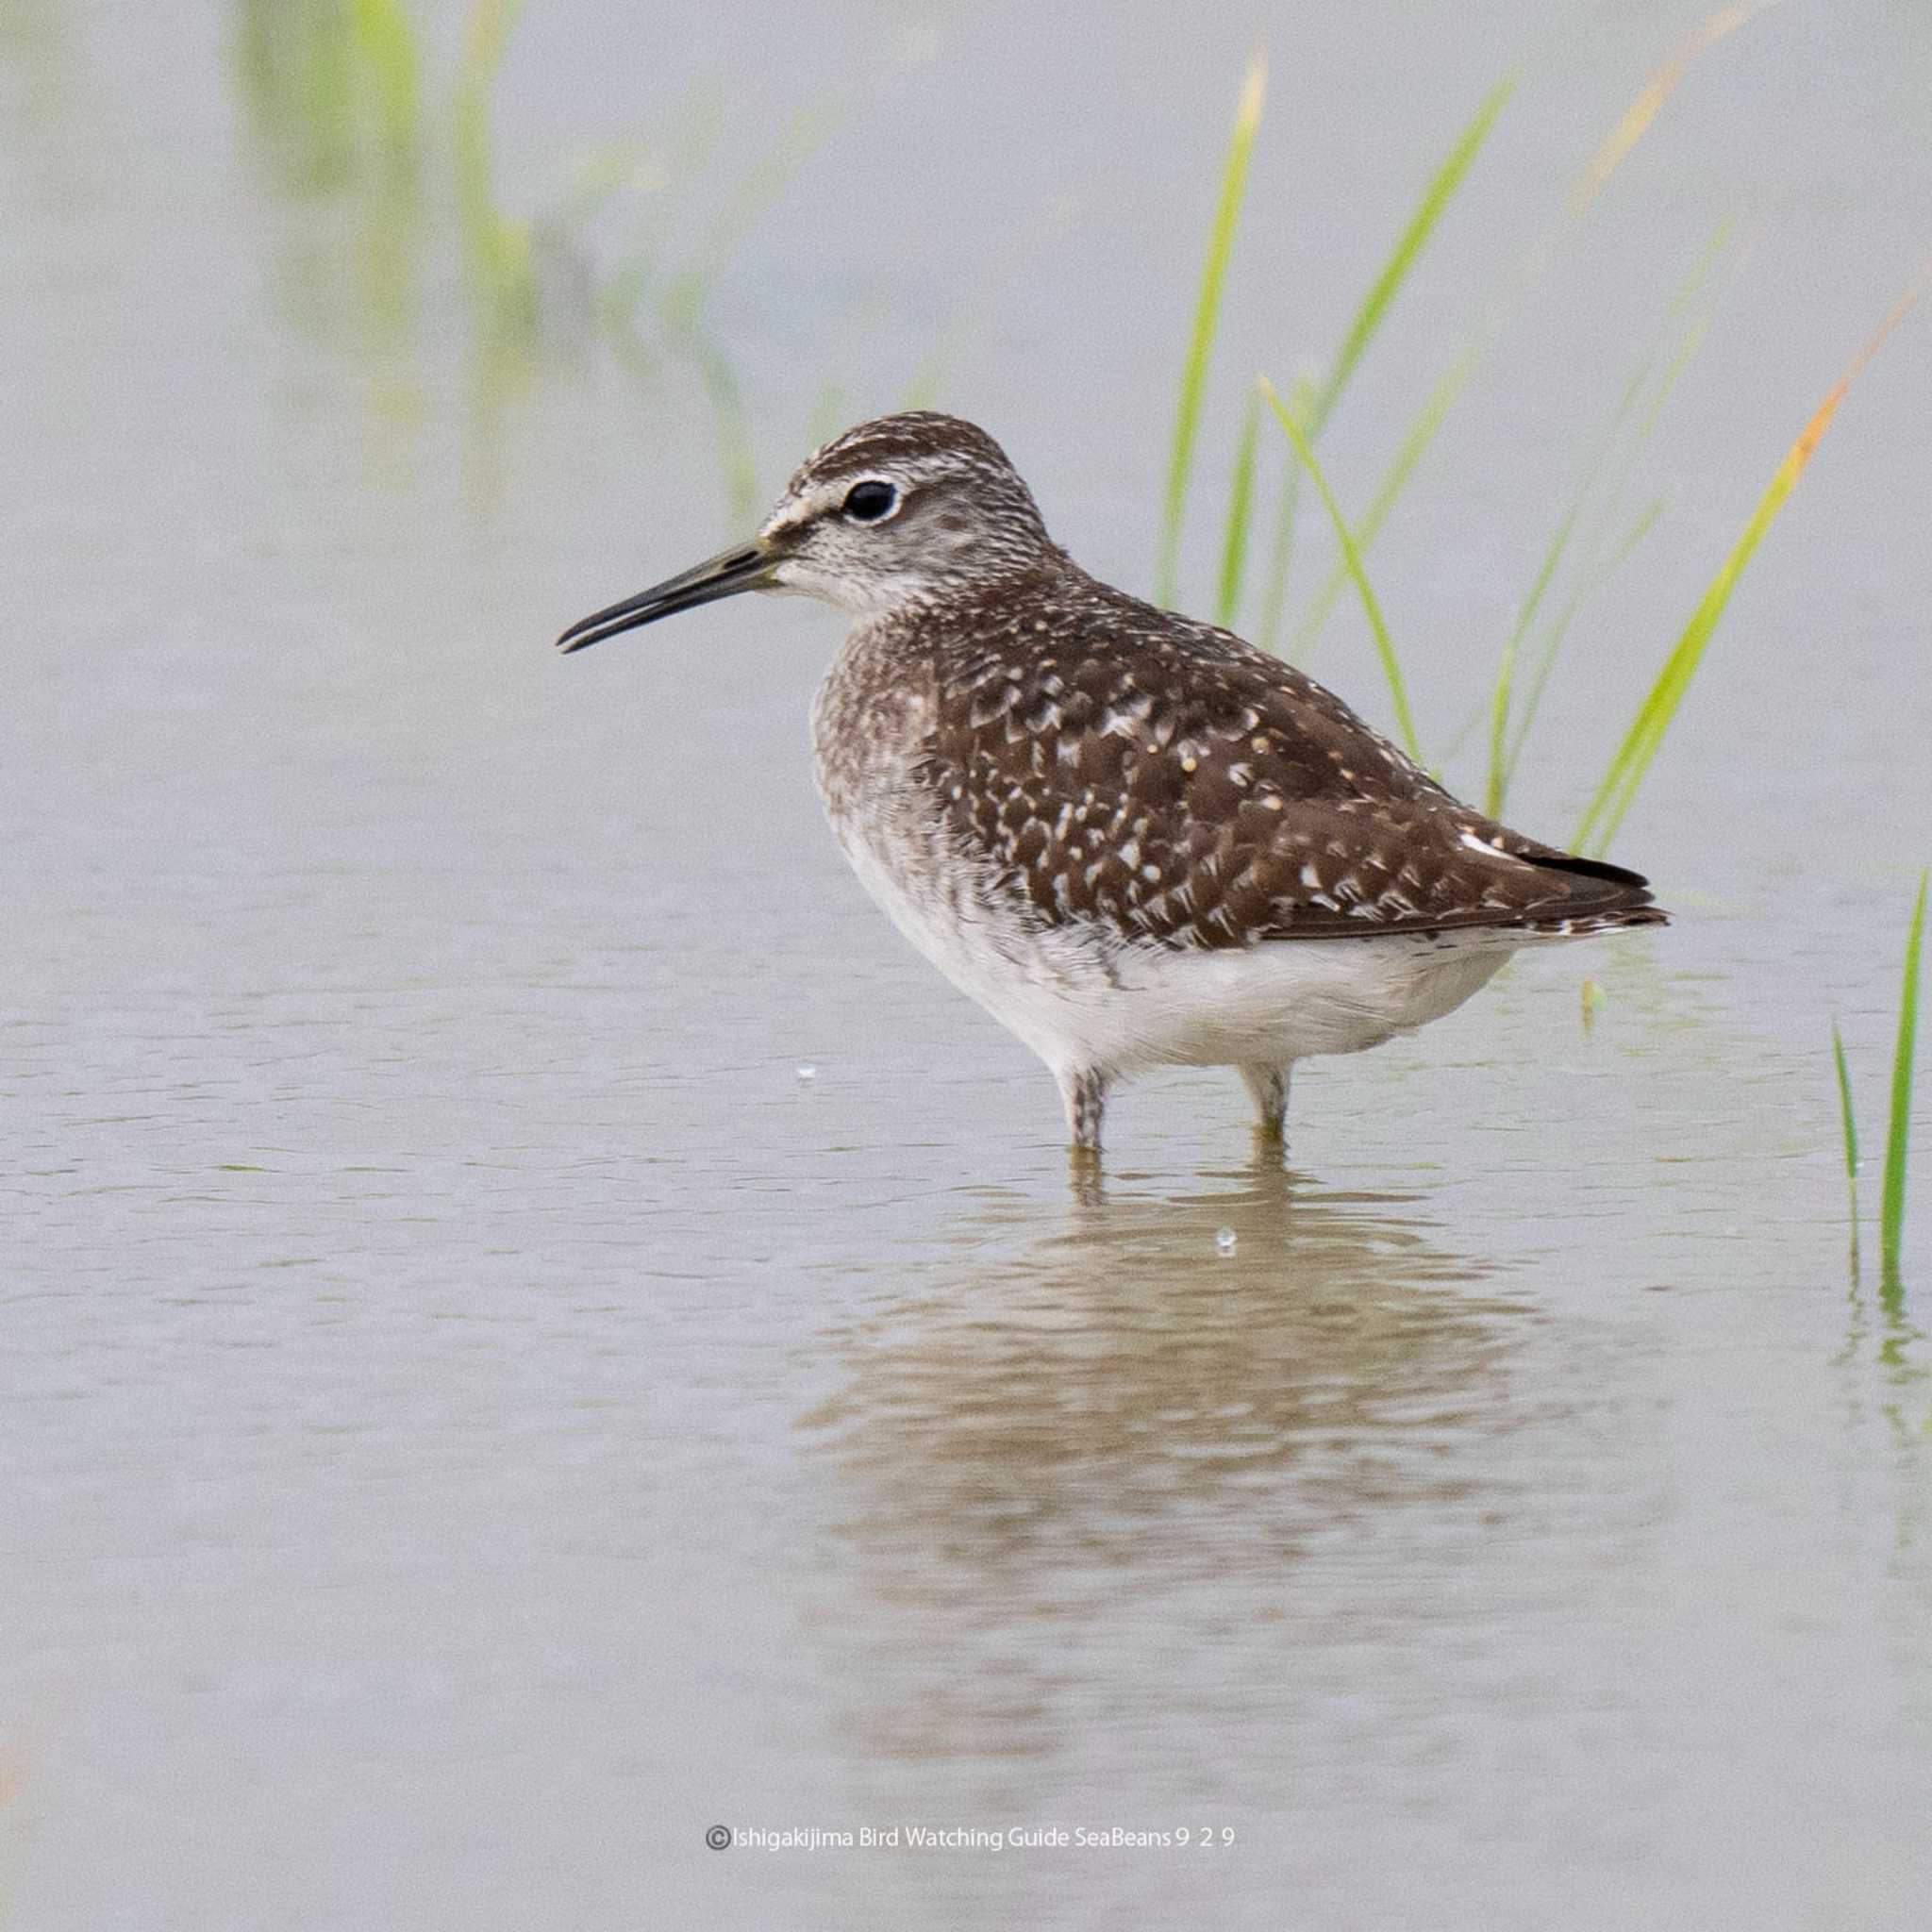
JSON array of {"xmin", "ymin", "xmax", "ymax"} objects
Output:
[{"xmin": 824, "ymin": 793, "xmax": 1511, "ymax": 1078}]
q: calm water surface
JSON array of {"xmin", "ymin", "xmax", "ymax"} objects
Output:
[{"xmin": 5, "ymin": 2, "xmax": 1931, "ymax": 1926}]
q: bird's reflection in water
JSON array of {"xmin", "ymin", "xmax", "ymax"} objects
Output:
[{"xmin": 801, "ymin": 1158, "xmax": 1543, "ymax": 1764}]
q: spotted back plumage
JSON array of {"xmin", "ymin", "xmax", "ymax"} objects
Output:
[{"xmin": 879, "ymin": 563, "xmax": 1662, "ymax": 950}]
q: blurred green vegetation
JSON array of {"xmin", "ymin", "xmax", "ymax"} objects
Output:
[
  {"xmin": 232, "ymin": 0, "xmax": 829, "ymax": 505},
  {"xmin": 235, "ymin": 0, "xmax": 421, "ymax": 191}
]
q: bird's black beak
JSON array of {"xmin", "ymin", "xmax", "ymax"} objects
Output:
[{"xmin": 555, "ymin": 538, "xmax": 777, "ymax": 654}]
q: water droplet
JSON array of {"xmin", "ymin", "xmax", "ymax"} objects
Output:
[
  {"xmin": 1215, "ymin": 1226, "xmax": 1237, "ymax": 1256},
  {"xmin": 795, "ymin": 1064, "xmax": 817, "ymax": 1084}
]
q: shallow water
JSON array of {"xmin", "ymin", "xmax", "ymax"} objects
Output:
[{"xmin": 4, "ymin": 1, "xmax": 1931, "ymax": 1926}]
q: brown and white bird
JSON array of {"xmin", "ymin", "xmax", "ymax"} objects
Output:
[{"xmin": 558, "ymin": 412, "xmax": 1665, "ymax": 1155}]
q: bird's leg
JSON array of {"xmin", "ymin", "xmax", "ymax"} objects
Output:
[
  {"xmin": 1057, "ymin": 1066, "xmax": 1110, "ymax": 1158},
  {"xmin": 1240, "ymin": 1063, "xmax": 1291, "ymax": 1146}
]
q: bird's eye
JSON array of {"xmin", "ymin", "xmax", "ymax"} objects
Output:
[{"xmin": 842, "ymin": 480, "xmax": 898, "ymax": 523}]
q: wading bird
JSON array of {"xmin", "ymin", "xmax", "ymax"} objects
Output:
[{"xmin": 558, "ymin": 413, "xmax": 1664, "ymax": 1156}]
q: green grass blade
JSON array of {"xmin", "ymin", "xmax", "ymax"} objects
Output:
[
  {"xmin": 1288, "ymin": 17, "xmax": 1757, "ymax": 662},
  {"xmin": 1253, "ymin": 371, "xmax": 1313, "ymax": 653},
  {"xmin": 1215, "ymin": 388, "xmax": 1263, "ymax": 626},
  {"xmin": 1498, "ymin": 285, "xmax": 1724, "ymax": 791},
  {"xmin": 1484, "ymin": 434, "xmax": 1622, "ymax": 815},
  {"xmin": 1158, "ymin": 48, "xmax": 1266, "ymax": 609},
  {"xmin": 1881, "ymin": 872, "xmax": 1927, "ymax": 1295},
  {"xmin": 1315, "ymin": 77, "xmax": 1513, "ymax": 441},
  {"xmin": 1832, "ymin": 1018, "xmax": 1861, "ymax": 1254},
  {"xmin": 1255, "ymin": 79, "xmax": 1510, "ymax": 653},
  {"xmin": 1574, "ymin": 286, "xmax": 1922, "ymax": 855},
  {"xmin": 1287, "ymin": 339, "xmax": 1482, "ymax": 659},
  {"xmin": 1492, "ymin": 364, "xmax": 1677, "ymax": 812},
  {"xmin": 1483, "ymin": 228, "xmax": 1728, "ymax": 814},
  {"xmin": 1502, "ymin": 496, "xmax": 1663, "ymax": 776},
  {"xmin": 1261, "ymin": 380, "xmax": 1420, "ymax": 759},
  {"xmin": 1584, "ymin": 226, "xmax": 1731, "ymax": 522}
]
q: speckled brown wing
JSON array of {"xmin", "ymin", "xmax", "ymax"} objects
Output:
[{"xmin": 917, "ymin": 571, "xmax": 1665, "ymax": 949}]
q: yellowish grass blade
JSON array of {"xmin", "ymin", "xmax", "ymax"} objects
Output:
[
  {"xmin": 1570, "ymin": 4, "xmax": 1767, "ymax": 213},
  {"xmin": 1158, "ymin": 48, "xmax": 1267, "ymax": 609},
  {"xmin": 1575, "ymin": 282, "xmax": 1923, "ymax": 854},
  {"xmin": 1260, "ymin": 380, "xmax": 1420, "ymax": 759},
  {"xmin": 1581, "ymin": 977, "xmax": 1607, "ymax": 1032}
]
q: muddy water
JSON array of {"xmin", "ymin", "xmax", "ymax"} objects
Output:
[{"xmin": 4, "ymin": 1, "xmax": 1930, "ymax": 1926}]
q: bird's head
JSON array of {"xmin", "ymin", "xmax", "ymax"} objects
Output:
[{"xmin": 556, "ymin": 411, "xmax": 1055, "ymax": 653}]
